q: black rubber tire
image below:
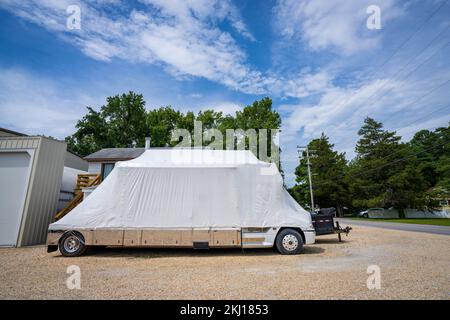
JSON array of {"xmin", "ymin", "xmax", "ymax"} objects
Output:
[
  {"xmin": 275, "ymin": 228, "xmax": 304, "ymax": 255},
  {"xmin": 58, "ymin": 231, "xmax": 88, "ymax": 257}
]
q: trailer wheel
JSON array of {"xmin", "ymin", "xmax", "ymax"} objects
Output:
[
  {"xmin": 275, "ymin": 229, "xmax": 304, "ymax": 255},
  {"xmin": 59, "ymin": 231, "xmax": 88, "ymax": 257}
]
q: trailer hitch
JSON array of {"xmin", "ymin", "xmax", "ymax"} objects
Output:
[{"xmin": 334, "ymin": 221, "xmax": 352, "ymax": 242}]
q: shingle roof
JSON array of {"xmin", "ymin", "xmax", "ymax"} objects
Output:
[
  {"xmin": 0, "ymin": 127, "xmax": 28, "ymax": 137},
  {"xmin": 84, "ymin": 148, "xmax": 145, "ymax": 161}
]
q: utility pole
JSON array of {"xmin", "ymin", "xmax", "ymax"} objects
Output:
[{"xmin": 297, "ymin": 146, "xmax": 315, "ymax": 213}]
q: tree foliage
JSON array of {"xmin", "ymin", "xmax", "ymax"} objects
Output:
[
  {"xmin": 347, "ymin": 117, "xmax": 427, "ymax": 211},
  {"xmin": 290, "ymin": 133, "xmax": 348, "ymax": 215},
  {"xmin": 66, "ymin": 94, "xmax": 281, "ymax": 164},
  {"xmin": 291, "ymin": 118, "xmax": 449, "ymax": 214},
  {"xmin": 66, "ymin": 92, "xmax": 147, "ymax": 155},
  {"xmin": 67, "ymin": 92, "xmax": 449, "ymax": 213}
]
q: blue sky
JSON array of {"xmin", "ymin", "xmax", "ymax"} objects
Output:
[{"xmin": 0, "ymin": 0, "xmax": 449, "ymax": 186}]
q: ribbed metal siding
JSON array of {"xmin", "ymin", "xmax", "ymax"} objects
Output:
[
  {"xmin": 0, "ymin": 136, "xmax": 66, "ymax": 246},
  {"xmin": 18, "ymin": 137, "xmax": 66, "ymax": 246},
  {"xmin": 0, "ymin": 137, "xmax": 40, "ymax": 150}
]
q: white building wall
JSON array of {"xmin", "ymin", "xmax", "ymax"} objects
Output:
[
  {"xmin": 58, "ymin": 166, "xmax": 87, "ymax": 212},
  {"xmin": 0, "ymin": 136, "xmax": 66, "ymax": 246},
  {"xmin": 88, "ymin": 162, "xmax": 102, "ymax": 174},
  {"xmin": 0, "ymin": 152, "xmax": 33, "ymax": 246}
]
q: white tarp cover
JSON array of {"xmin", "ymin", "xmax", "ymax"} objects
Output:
[{"xmin": 50, "ymin": 149, "xmax": 312, "ymax": 230}]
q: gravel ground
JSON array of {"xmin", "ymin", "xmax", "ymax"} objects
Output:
[{"xmin": 0, "ymin": 226, "xmax": 449, "ymax": 299}]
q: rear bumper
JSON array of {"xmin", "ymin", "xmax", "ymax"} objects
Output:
[{"xmin": 304, "ymin": 230, "xmax": 316, "ymax": 245}]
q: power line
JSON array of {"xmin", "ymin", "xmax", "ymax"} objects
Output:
[
  {"xmin": 297, "ymin": 114, "xmax": 450, "ymax": 188},
  {"xmin": 350, "ymin": 138, "xmax": 450, "ymax": 179},
  {"xmin": 292, "ymin": 1, "xmax": 450, "ymax": 189},
  {"xmin": 357, "ymin": 41, "xmax": 450, "ymax": 113},
  {"xmin": 327, "ymin": 77, "xmax": 450, "ymax": 141},
  {"xmin": 352, "ymin": 30, "xmax": 450, "ymax": 112},
  {"xmin": 300, "ymin": 91, "xmax": 450, "ymax": 184},
  {"xmin": 324, "ymin": 35, "xmax": 450, "ymax": 140},
  {"xmin": 352, "ymin": 111, "xmax": 450, "ymax": 173},
  {"xmin": 393, "ymin": 104, "xmax": 450, "ymax": 132},
  {"xmin": 372, "ymin": 0, "xmax": 449, "ymax": 72},
  {"xmin": 323, "ymin": 0, "xmax": 449, "ymax": 121},
  {"xmin": 302, "ymin": 137, "xmax": 450, "ymax": 187}
]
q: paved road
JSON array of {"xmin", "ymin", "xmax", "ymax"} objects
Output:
[{"xmin": 336, "ymin": 218, "xmax": 450, "ymax": 236}]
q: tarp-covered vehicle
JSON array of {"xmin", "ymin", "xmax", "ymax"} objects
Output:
[{"xmin": 47, "ymin": 149, "xmax": 315, "ymax": 256}]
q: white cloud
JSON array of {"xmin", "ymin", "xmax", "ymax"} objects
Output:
[
  {"xmin": 0, "ymin": 0, "xmax": 262, "ymax": 93},
  {"xmin": 397, "ymin": 115, "xmax": 450, "ymax": 141},
  {"xmin": 273, "ymin": 0, "xmax": 404, "ymax": 55},
  {"xmin": 180, "ymin": 100, "xmax": 242, "ymax": 116},
  {"xmin": 211, "ymin": 102, "xmax": 242, "ymax": 115},
  {"xmin": 283, "ymin": 71, "xmax": 333, "ymax": 98},
  {"xmin": 0, "ymin": 0, "xmax": 333, "ymax": 99},
  {"xmin": 279, "ymin": 69, "xmax": 450, "ymax": 187},
  {"xmin": 0, "ymin": 68, "xmax": 98, "ymax": 137},
  {"xmin": 280, "ymin": 71, "xmax": 450, "ymax": 159}
]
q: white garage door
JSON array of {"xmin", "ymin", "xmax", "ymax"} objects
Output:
[{"xmin": 0, "ymin": 152, "xmax": 31, "ymax": 246}]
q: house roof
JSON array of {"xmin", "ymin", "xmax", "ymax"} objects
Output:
[
  {"xmin": 0, "ymin": 127, "xmax": 28, "ymax": 137},
  {"xmin": 0, "ymin": 127, "xmax": 85, "ymax": 160},
  {"xmin": 84, "ymin": 148, "xmax": 146, "ymax": 161}
]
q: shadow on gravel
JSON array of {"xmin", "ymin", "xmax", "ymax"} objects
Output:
[
  {"xmin": 314, "ymin": 237, "xmax": 352, "ymax": 244},
  {"xmin": 53, "ymin": 245, "xmax": 325, "ymax": 258}
]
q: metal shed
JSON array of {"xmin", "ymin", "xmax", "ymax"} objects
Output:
[{"xmin": 0, "ymin": 136, "xmax": 66, "ymax": 246}]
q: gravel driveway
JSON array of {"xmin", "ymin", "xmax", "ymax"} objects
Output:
[{"xmin": 0, "ymin": 226, "xmax": 449, "ymax": 299}]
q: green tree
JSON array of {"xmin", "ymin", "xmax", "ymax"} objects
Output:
[
  {"xmin": 177, "ymin": 111, "xmax": 196, "ymax": 146},
  {"xmin": 65, "ymin": 107, "xmax": 108, "ymax": 156},
  {"xmin": 291, "ymin": 133, "xmax": 349, "ymax": 215},
  {"xmin": 196, "ymin": 110, "xmax": 225, "ymax": 147},
  {"xmin": 66, "ymin": 92, "xmax": 147, "ymax": 156},
  {"xmin": 66, "ymin": 95, "xmax": 284, "ymax": 172},
  {"xmin": 196, "ymin": 110, "xmax": 224, "ymax": 130},
  {"xmin": 235, "ymin": 97, "xmax": 281, "ymax": 162},
  {"xmin": 436, "ymin": 154, "xmax": 450, "ymax": 188},
  {"xmin": 409, "ymin": 124, "xmax": 450, "ymax": 189},
  {"xmin": 146, "ymin": 106, "xmax": 183, "ymax": 147},
  {"xmin": 102, "ymin": 92, "xmax": 148, "ymax": 147},
  {"xmin": 409, "ymin": 124, "xmax": 450, "ymax": 208},
  {"xmin": 348, "ymin": 117, "xmax": 427, "ymax": 213}
]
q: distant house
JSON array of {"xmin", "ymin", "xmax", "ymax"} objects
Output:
[
  {"xmin": 0, "ymin": 128, "xmax": 88, "ymax": 246},
  {"xmin": 84, "ymin": 148, "xmax": 146, "ymax": 181}
]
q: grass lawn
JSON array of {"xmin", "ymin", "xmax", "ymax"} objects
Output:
[{"xmin": 348, "ymin": 217, "xmax": 450, "ymax": 227}]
